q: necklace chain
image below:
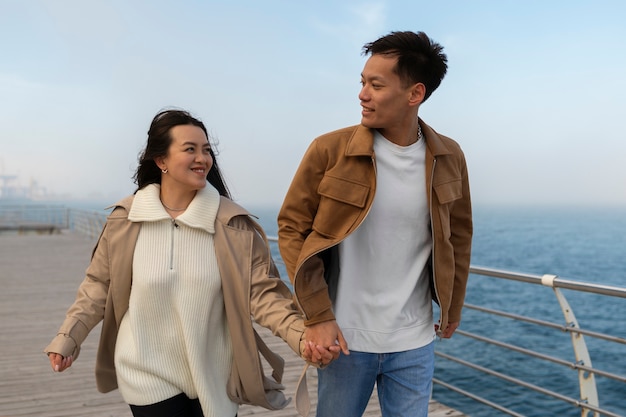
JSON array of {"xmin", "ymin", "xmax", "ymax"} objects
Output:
[
  {"xmin": 161, "ymin": 201, "xmax": 188, "ymax": 211},
  {"xmin": 417, "ymin": 124, "xmax": 423, "ymax": 142}
]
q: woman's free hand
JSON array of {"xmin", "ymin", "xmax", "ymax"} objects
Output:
[{"xmin": 48, "ymin": 352, "xmax": 73, "ymax": 372}]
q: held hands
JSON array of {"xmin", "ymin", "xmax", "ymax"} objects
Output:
[
  {"xmin": 301, "ymin": 341, "xmax": 341, "ymax": 367},
  {"xmin": 301, "ymin": 320, "xmax": 349, "ymax": 367},
  {"xmin": 48, "ymin": 352, "xmax": 73, "ymax": 372}
]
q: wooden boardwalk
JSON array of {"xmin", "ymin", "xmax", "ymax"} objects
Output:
[{"xmin": 0, "ymin": 232, "xmax": 467, "ymax": 417}]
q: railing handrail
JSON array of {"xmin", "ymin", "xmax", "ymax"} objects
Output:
[{"xmin": 470, "ymin": 265, "xmax": 626, "ymax": 299}]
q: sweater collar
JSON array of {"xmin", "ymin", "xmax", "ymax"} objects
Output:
[{"xmin": 128, "ymin": 183, "xmax": 220, "ymax": 234}]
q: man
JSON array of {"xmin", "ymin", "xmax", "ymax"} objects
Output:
[{"xmin": 278, "ymin": 31, "xmax": 472, "ymax": 417}]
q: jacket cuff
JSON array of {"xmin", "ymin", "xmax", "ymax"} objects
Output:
[
  {"xmin": 44, "ymin": 334, "xmax": 80, "ymax": 359},
  {"xmin": 448, "ymin": 303, "xmax": 464, "ymax": 323},
  {"xmin": 303, "ymin": 310, "xmax": 336, "ymax": 326},
  {"xmin": 286, "ymin": 320, "xmax": 306, "ymax": 355}
]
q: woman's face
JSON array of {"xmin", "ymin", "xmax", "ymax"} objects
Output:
[{"xmin": 157, "ymin": 124, "xmax": 213, "ymax": 193}]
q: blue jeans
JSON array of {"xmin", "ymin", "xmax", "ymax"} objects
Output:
[{"xmin": 316, "ymin": 342, "xmax": 434, "ymax": 417}]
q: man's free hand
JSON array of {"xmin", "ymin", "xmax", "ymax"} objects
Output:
[{"xmin": 435, "ymin": 321, "xmax": 460, "ymax": 339}]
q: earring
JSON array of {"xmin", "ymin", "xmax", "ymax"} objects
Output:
[{"xmin": 161, "ymin": 168, "xmax": 168, "ymax": 174}]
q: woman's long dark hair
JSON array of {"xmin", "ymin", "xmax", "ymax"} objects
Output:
[{"xmin": 133, "ymin": 109, "xmax": 231, "ymax": 198}]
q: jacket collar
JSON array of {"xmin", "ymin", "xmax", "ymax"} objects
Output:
[
  {"xmin": 421, "ymin": 119, "xmax": 453, "ymax": 157},
  {"xmin": 127, "ymin": 182, "xmax": 220, "ymax": 234},
  {"xmin": 215, "ymin": 197, "xmax": 253, "ymax": 226},
  {"xmin": 345, "ymin": 125, "xmax": 375, "ymax": 157},
  {"xmin": 345, "ymin": 119, "xmax": 453, "ymax": 157}
]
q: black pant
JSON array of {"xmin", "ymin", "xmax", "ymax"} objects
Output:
[
  {"xmin": 129, "ymin": 392, "xmax": 238, "ymax": 417},
  {"xmin": 129, "ymin": 393, "xmax": 204, "ymax": 417}
]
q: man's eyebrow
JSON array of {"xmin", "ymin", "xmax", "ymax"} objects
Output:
[{"xmin": 361, "ymin": 73, "xmax": 385, "ymax": 81}]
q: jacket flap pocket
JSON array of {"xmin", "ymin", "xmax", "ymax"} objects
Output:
[
  {"xmin": 434, "ymin": 178, "xmax": 462, "ymax": 204},
  {"xmin": 318, "ymin": 175, "xmax": 368, "ymax": 208}
]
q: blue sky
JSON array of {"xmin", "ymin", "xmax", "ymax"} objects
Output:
[{"xmin": 1, "ymin": 0, "xmax": 625, "ymax": 208}]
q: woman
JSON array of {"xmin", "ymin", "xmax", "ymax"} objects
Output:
[{"xmin": 45, "ymin": 109, "xmax": 336, "ymax": 417}]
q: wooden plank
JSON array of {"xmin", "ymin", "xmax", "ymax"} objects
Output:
[{"xmin": 0, "ymin": 233, "xmax": 466, "ymax": 417}]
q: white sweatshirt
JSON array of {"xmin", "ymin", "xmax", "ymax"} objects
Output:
[{"xmin": 335, "ymin": 131, "xmax": 435, "ymax": 353}]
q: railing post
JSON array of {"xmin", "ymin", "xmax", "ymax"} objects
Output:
[{"xmin": 542, "ymin": 274, "xmax": 599, "ymax": 417}]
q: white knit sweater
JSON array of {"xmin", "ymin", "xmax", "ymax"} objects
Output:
[{"xmin": 114, "ymin": 183, "xmax": 237, "ymax": 417}]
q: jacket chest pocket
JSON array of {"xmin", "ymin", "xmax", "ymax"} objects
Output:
[
  {"xmin": 433, "ymin": 178, "xmax": 462, "ymax": 239},
  {"xmin": 434, "ymin": 178, "xmax": 462, "ymax": 205},
  {"xmin": 314, "ymin": 175, "xmax": 370, "ymax": 238}
]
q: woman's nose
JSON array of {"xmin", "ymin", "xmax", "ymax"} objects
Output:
[{"xmin": 196, "ymin": 152, "xmax": 208, "ymax": 162}]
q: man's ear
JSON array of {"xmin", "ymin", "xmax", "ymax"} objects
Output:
[{"xmin": 409, "ymin": 83, "xmax": 426, "ymax": 107}]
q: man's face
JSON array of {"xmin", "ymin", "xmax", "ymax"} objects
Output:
[{"xmin": 359, "ymin": 54, "xmax": 414, "ymax": 132}]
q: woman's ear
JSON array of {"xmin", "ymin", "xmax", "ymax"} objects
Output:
[{"xmin": 154, "ymin": 156, "xmax": 165, "ymax": 171}]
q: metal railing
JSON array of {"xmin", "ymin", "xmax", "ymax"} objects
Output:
[
  {"xmin": 0, "ymin": 204, "xmax": 69, "ymax": 233},
  {"xmin": 434, "ymin": 266, "xmax": 626, "ymax": 417},
  {"xmin": 0, "ymin": 204, "xmax": 107, "ymax": 239},
  {"xmin": 69, "ymin": 208, "xmax": 107, "ymax": 239}
]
